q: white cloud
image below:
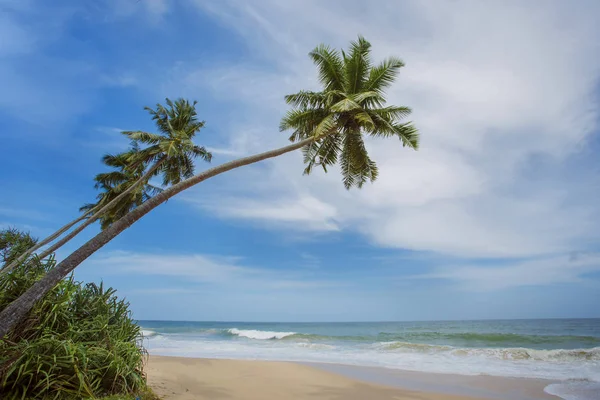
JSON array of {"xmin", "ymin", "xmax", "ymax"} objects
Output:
[
  {"xmin": 190, "ymin": 195, "xmax": 340, "ymax": 232},
  {"xmin": 88, "ymin": 250, "xmax": 344, "ymax": 290},
  {"xmin": 182, "ymin": 0, "xmax": 600, "ymax": 259},
  {"xmin": 414, "ymin": 253, "xmax": 600, "ymax": 291}
]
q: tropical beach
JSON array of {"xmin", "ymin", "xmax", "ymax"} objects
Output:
[
  {"xmin": 139, "ymin": 320, "xmax": 599, "ymax": 400},
  {"xmin": 2, "ymin": 1, "xmax": 600, "ymax": 400}
]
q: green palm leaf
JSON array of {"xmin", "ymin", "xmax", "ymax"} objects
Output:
[
  {"xmin": 365, "ymin": 57, "xmax": 405, "ymax": 93},
  {"xmin": 309, "ymin": 45, "xmax": 346, "ymax": 92},
  {"xmin": 344, "ymin": 35, "xmax": 372, "ymax": 94}
]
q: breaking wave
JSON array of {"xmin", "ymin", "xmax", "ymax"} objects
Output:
[{"xmin": 378, "ymin": 341, "xmax": 600, "ymax": 361}]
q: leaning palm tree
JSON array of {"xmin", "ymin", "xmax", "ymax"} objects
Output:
[
  {"xmin": 8, "ymin": 99, "xmax": 213, "ymax": 269},
  {"xmin": 0, "ymin": 37, "xmax": 419, "ymax": 336}
]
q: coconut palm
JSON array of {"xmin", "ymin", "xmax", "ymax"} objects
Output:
[
  {"xmin": 7, "ymin": 99, "xmax": 213, "ymax": 270},
  {"xmin": 0, "ymin": 37, "xmax": 419, "ymax": 337},
  {"xmin": 281, "ymin": 36, "xmax": 418, "ymax": 188}
]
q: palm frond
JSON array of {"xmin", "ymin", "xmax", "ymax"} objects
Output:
[
  {"xmin": 392, "ymin": 122, "xmax": 420, "ymax": 149},
  {"xmin": 309, "ymin": 44, "xmax": 346, "ymax": 91},
  {"xmin": 344, "ymin": 35, "xmax": 372, "ymax": 94},
  {"xmin": 341, "ymin": 129, "xmax": 378, "ymax": 189},
  {"xmin": 364, "ymin": 57, "xmax": 405, "ymax": 93},
  {"xmin": 122, "ymin": 131, "xmax": 163, "ymax": 145},
  {"xmin": 368, "ymin": 106, "xmax": 412, "ymax": 121},
  {"xmin": 313, "ymin": 113, "xmax": 338, "ymax": 138},
  {"xmin": 101, "ymin": 153, "xmax": 128, "ymax": 169},
  {"xmin": 284, "ymin": 91, "xmax": 328, "ymax": 108},
  {"xmin": 191, "ymin": 145, "xmax": 212, "ymax": 162},
  {"xmin": 302, "ymin": 134, "xmax": 342, "ymax": 175},
  {"xmin": 351, "ymin": 90, "xmax": 384, "ymax": 106},
  {"xmin": 354, "ymin": 112, "xmax": 375, "ymax": 129},
  {"xmin": 93, "ymin": 171, "xmax": 129, "ymax": 189},
  {"xmin": 280, "ymin": 108, "xmax": 329, "ymax": 141},
  {"xmin": 330, "ymin": 98, "xmax": 362, "ymax": 113}
]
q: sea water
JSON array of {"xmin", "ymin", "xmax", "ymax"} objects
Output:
[{"xmin": 139, "ymin": 319, "xmax": 600, "ymax": 400}]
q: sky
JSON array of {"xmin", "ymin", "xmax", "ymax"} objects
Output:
[{"xmin": 1, "ymin": 0, "xmax": 600, "ymax": 322}]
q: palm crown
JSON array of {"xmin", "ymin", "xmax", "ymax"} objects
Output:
[
  {"xmin": 82, "ymin": 99, "xmax": 212, "ymax": 230},
  {"xmin": 80, "ymin": 146, "xmax": 163, "ymax": 229},
  {"xmin": 123, "ymin": 98, "xmax": 212, "ymax": 187},
  {"xmin": 280, "ymin": 36, "xmax": 419, "ymax": 189}
]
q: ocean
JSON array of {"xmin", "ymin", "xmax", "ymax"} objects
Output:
[{"xmin": 139, "ymin": 319, "xmax": 600, "ymax": 400}]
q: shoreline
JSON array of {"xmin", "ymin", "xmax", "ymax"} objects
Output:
[{"xmin": 146, "ymin": 356, "xmax": 560, "ymax": 400}]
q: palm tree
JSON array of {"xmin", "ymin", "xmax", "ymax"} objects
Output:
[
  {"xmin": 281, "ymin": 37, "xmax": 418, "ymax": 188},
  {"xmin": 8, "ymin": 99, "xmax": 213, "ymax": 269},
  {"xmin": 0, "ymin": 37, "xmax": 419, "ymax": 337}
]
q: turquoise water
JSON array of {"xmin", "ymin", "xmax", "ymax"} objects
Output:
[{"xmin": 140, "ymin": 319, "xmax": 600, "ymax": 399}]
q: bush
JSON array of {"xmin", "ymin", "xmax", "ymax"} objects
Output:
[
  {"xmin": 0, "ymin": 227, "xmax": 37, "ymax": 265},
  {"xmin": 0, "ymin": 230, "xmax": 150, "ymax": 399}
]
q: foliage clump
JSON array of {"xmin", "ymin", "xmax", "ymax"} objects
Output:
[{"xmin": 0, "ymin": 229, "xmax": 149, "ymax": 399}]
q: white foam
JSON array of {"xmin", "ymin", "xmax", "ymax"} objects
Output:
[
  {"xmin": 228, "ymin": 328, "xmax": 296, "ymax": 340},
  {"xmin": 141, "ymin": 329, "xmax": 158, "ymax": 337},
  {"xmin": 544, "ymin": 381, "xmax": 600, "ymax": 400}
]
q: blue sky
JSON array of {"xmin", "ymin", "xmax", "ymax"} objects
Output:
[{"xmin": 1, "ymin": 0, "xmax": 600, "ymax": 322}]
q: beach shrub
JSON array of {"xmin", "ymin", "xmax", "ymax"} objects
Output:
[
  {"xmin": 0, "ymin": 227, "xmax": 37, "ymax": 266},
  {"xmin": 0, "ymin": 229, "xmax": 149, "ymax": 399}
]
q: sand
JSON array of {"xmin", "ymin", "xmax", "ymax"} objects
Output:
[{"xmin": 146, "ymin": 356, "xmax": 507, "ymax": 400}]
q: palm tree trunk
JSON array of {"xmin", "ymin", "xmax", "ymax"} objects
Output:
[
  {"xmin": 34, "ymin": 158, "xmax": 166, "ymax": 262},
  {"xmin": 0, "ymin": 138, "xmax": 313, "ymax": 337},
  {"xmin": 1, "ymin": 212, "xmax": 92, "ymax": 274}
]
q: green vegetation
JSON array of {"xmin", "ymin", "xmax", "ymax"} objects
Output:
[
  {"xmin": 80, "ymin": 145, "xmax": 165, "ymax": 231},
  {"xmin": 0, "ymin": 228, "xmax": 37, "ymax": 266},
  {"xmin": 0, "ymin": 229, "xmax": 153, "ymax": 399}
]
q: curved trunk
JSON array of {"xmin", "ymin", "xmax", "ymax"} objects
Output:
[
  {"xmin": 35, "ymin": 158, "xmax": 166, "ymax": 261},
  {"xmin": 0, "ymin": 138, "xmax": 313, "ymax": 337},
  {"xmin": 1, "ymin": 212, "xmax": 92, "ymax": 274}
]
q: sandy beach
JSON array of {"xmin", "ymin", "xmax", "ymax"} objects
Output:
[{"xmin": 146, "ymin": 356, "xmax": 557, "ymax": 400}]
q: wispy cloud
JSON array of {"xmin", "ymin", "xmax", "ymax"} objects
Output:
[
  {"xmin": 189, "ymin": 195, "xmax": 340, "ymax": 232},
  {"xmin": 88, "ymin": 250, "xmax": 345, "ymax": 290},
  {"xmin": 412, "ymin": 253, "xmax": 600, "ymax": 291},
  {"xmin": 0, "ymin": 207, "xmax": 53, "ymax": 222}
]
